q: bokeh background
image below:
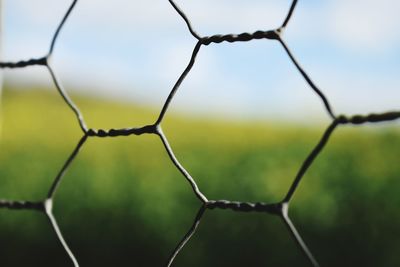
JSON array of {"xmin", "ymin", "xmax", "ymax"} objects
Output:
[{"xmin": 1, "ymin": 0, "xmax": 399, "ymax": 266}]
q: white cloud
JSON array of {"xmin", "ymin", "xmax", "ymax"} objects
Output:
[
  {"xmin": 3, "ymin": 0, "xmax": 399, "ymax": 122},
  {"xmin": 307, "ymin": 65, "xmax": 400, "ymax": 116},
  {"xmin": 6, "ymin": 0, "xmax": 290, "ymax": 35},
  {"xmin": 6, "ymin": 0, "xmax": 71, "ymax": 26},
  {"xmin": 326, "ymin": 0, "xmax": 400, "ymax": 52},
  {"xmin": 288, "ymin": 0, "xmax": 400, "ymax": 53},
  {"xmin": 7, "ymin": 0, "xmax": 400, "ymax": 53},
  {"xmin": 174, "ymin": 0, "xmax": 289, "ymax": 35}
]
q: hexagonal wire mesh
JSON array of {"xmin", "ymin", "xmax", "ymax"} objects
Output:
[{"xmin": 0, "ymin": 0, "xmax": 399, "ymax": 266}]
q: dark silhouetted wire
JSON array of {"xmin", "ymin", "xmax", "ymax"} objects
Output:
[{"xmin": 0, "ymin": 0, "xmax": 399, "ymax": 266}]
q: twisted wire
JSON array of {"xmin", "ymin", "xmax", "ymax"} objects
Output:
[{"xmin": 0, "ymin": 0, "xmax": 399, "ymax": 266}]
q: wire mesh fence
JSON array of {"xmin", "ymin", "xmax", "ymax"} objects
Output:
[{"xmin": 1, "ymin": 0, "xmax": 399, "ymax": 266}]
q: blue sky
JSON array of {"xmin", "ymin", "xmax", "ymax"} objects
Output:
[{"xmin": 2, "ymin": 0, "xmax": 399, "ymax": 121}]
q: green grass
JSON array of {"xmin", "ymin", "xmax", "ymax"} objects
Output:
[{"xmin": 1, "ymin": 88, "xmax": 399, "ymax": 267}]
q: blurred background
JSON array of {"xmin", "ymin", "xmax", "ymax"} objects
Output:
[{"xmin": 0, "ymin": 0, "xmax": 399, "ymax": 266}]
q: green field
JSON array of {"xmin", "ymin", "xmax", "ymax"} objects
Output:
[{"xmin": 1, "ymin": 88, "xmax": 399, "ymax": 267}]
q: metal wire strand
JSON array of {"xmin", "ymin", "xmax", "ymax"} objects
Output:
[
  {"xmin": 157, "ymin": 126, "xmax": 208, "ymax": 203},
  {"xmin": 280, "ymin": 202, "xmax": 319, "ymax": 267},
  {"xmin": 48, "ymin": 0, "xmax": 78, "ymax": 55},
  {"xmin": 0, "ymin": 199, "xmax": 44, "ymax": 211},
  {"xmin": 0, "ymin": 57, "xmax": 47, "ymax": 69},
  {"xmin": 1, "ymin": 0, "xmax": 400, "ymax": 266},
  {"xmin": 156, "ymin": 41, "xmax": 202, "ymax": 125},
  {"xmin": 46, "ymin": 63, "xmax": 88, "ymax": 133},
  {"xmin": 166, "ymin": 205, "xmax": 207, "ymax": 267},
  {"xmin": 47, "ymin": 134, "xmax": 88, "ymax": 199},
  {"xmin": 0, "ymin": 0, "xmax": 77, "ymax": 68},
  {"xmin": 277, "ymin": 36, "xmax": 336, "ymax": 120},
  {"xmin": 284, "ymin": 120, "xmax": 339, "ymax": 203},
  {"xmin": 44, "ymin": 199, "xmax": 79, "ymax": 267},
  {"xmin": 281, "ymin": 0, "xmax": 298, "ymax": 29},
  {"xmin": 168, "ymin": 0, "xmax": 201, "ymax": 40}
]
